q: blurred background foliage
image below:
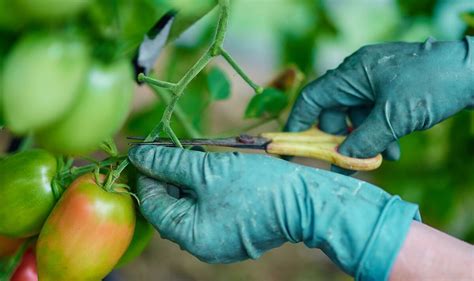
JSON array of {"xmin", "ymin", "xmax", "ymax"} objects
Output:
[{"xmin": 121, "ymin": 0, "xmax": 474, "ymax": 280}]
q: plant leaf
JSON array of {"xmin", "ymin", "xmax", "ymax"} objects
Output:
[
  {"xmin": 207, "ymin": 67, "xmax": 231, "ymax": 101},
  {"xmin": 244, "ymin": 88, "xmax": 288, "ymax": 118}
]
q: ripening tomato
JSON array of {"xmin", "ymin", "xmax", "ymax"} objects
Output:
[
  {"xmin": 0, "ymin": 235, "xmax": 24, "ymax": 258},
  {"xmin": 0, "ymin": 149, "xmax": 57, "ymax": 238},
  {"xmin": 36, "ymin": 59, "xmax": 134, "ymax": 155},
  {"xmin": 115, "ymin": 212, "xmax": 154, "ymax": 268},
  {"xmin": 37, "ymin": 174, "xmax": 135, "ymax": 281},
  {"xmin": 2, "ymin": 31, "xmax": 90, "ymax": 134},
  {"xmin": 13, "ymin": 0, "xmax": 92, "ymax": 22},
  {"xmin": 11, "ymin": 248, "xmax": 38, "ymax": 281}
]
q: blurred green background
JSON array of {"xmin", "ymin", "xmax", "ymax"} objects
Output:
[{"xmin": 119, "ymin": 0, "xmax": 474, "ymax": 280}]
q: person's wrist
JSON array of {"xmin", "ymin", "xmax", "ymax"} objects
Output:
[
  {"xmin": 355, "ymin": 197, "xmax": 421, "ymax": 281},
  {"xmin": 294, "ymin": 173, "xmax": 421, "ymax": 280}
]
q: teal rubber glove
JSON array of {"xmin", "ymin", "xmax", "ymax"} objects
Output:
[
  {"xmin": 285, "ymin": 36, "xmax": 474, "ymax": 173},
  {"xmin": 129, "ymin": 145, "xmax": 420, "ymax": 281}
]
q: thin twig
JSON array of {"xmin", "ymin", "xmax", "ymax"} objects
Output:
[
  {"xmin": 219, "ymin": 48, "xmax": 263, "ymax": 94},
  {"xmin": 138, "ymin": 73, "xmax": 177, "ymax": 90}
]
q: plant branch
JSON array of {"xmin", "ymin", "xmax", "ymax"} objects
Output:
[
  {"xmin": 220, "ymin": 48, "xmax": 263, "ymax": 94},
  {"xmin": 143, "ymin": 0, "xmax": 231, "ymax": 144},
  {"xmin": 211, "ymin": 0, "xmax": 230, "ymax": 55},
  {"xmin": 137, "ymin": 73, "xmax": 177, "ymax": 90},
  {"xmin": 106, "ymin": 0, "xmax": 259, "ymax": 189},
  {"xmin": 59, "ymin": 156, "xmax": 127, "ymax": 179}
]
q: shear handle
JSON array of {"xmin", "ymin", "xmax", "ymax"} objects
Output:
[{"xmin": 261, "ymin": 128, "xmax": 382, "ymax": 171}]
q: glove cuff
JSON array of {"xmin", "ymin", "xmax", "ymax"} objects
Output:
[{"xmin": 355, "ymin": 196, "xmax": 421, "ymax": 281}]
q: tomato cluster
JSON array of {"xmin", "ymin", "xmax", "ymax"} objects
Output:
[
  {"xmin": 0, "ymin": 150, "xmax": 153, "ymax": 279},
  {"xmin": 0, "ymin": 0, "xmax": 163, "ymax": 279},
  {"xmin": 1, "ymin": 30, "xmax": 134, "ymax": 155}
]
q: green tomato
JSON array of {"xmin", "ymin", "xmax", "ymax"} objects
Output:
[
  {"xmin": 3, "ymin": 32, "xmax": 90, "ymax": 135},
  {"xmin": 0, "ymin": 149, "xmax": 57, "ymax": 238},
  {"xmin": 36, "ymin": 59, "xmax": 134, "ymax": 155},
  {"xmin": 14, "ymin": 0, "xmax": 91, "ymax": 22},
  {"xmin": 115, "ymin": 212, "xmax": 154, "ymax": 268}
]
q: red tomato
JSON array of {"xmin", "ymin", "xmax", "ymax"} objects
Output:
[
  {"xmin": 11, "ymin": 248, "xmax": 38, "ymax": 281},
  {"xmin": 36, "ymin": 174, "xmax": 135, "ymax": 281}
]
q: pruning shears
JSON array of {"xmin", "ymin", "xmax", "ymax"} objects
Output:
[{"xmin": 128, "ymin": 128, "xmax": 383, "ymax": 171}]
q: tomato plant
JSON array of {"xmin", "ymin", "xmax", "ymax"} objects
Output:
[
  {"xmin": 0, "ymin": 149, "xmax": 57, "ymax": 238},
  {"xmin": 36, "ymin": 59, "xmax": 134, "ymax": 155},
  {"xmin": 2, "ymin": 31, "xmax": 90, "ymax": 134},
  {"xmin": 0, "ymin": 0, "xmax": 293, "ymax": 279},
  {"xmin": 10, "ymin": 248, "xmax": 38, "ymax": 281},
  {"xmin": 36, "ymin": 174, "xmax": 135, "ymax": 280}
]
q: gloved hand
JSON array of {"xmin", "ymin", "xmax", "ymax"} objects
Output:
[
  {"xmin": 285, "ymin": 36, "xmax": 474, "ymax": 173},
  {"xmin": 129, "ymin": 145, "xmax": 420, "ymax": 281}
]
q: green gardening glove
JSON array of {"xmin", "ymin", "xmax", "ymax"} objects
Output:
[
  {"xmin": 285, "ymin": 36, "xmax": 474, "ymax": 174},
  {"xmin": 129, "ymin": 145, "xmax": 420, "ymax": 281}
]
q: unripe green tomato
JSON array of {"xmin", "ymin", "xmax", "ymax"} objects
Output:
[
  {"xmin": 115, "ymin": 212, "xmax": 154, "ymax": 268},
  {"xmin": 0, "ymin": 149, "xmax": 57, "ymax": 238},
  {"xmin": 36, "ymin": 59, "xmax": 134, "ymax": 155},
  {"xmin": 14, "ymin": 0, "xmax": 92, "ymax": 22},
  {"xmin": 2, "ymin": 31, "xmax": 90, "ymax": 135}
]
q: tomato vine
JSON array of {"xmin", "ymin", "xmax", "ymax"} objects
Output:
[{"xmin": 100, "ymin": 0, "xmax": 266, "ymax": 190}]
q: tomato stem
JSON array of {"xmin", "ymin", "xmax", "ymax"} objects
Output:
[
  {"xmin": 100, "ymin": 138, "xmax": 119, "ymax": 157},
  {"xmin": 58, "ymin": 156, "xmax": 126, "ymax": 180},
  {"xmin": 109, "ymin": 0, "xmax": 259, "ymax": 189},
  {"xmin": 140, "ymin": 0, "xmax": 233, "ymax": 146},
  {"xmin": 102, "ymin": 158, "xmax": 130, "ymax": 192},
  {"xmin": 137, "ymin": 73, "xmax": 177, "ymax": 90},
  {"xmin": 220, "ymin": 48, "xmax": 264, "ymax": 94},
  {"xmin": 211, "ymin": 0, "xmax": 229, "ymax": 56}
]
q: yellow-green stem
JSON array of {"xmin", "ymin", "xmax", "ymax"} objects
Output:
[{"xmin": 220, "ymin": 48, "xmax": 264, "ymax": 94}]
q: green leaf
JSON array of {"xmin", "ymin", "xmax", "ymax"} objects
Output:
[
  {"xmin": 244, "ymin": 88, "xmax": 288, "ymax": 118},
  {"xmin": 207, "ymin": 67, "xmax": 231, "ymax": 101}
]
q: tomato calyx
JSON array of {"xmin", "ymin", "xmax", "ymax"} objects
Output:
[{"xmin": 96, "ymin": 167, "xmax": 141, "ymax": 206}]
